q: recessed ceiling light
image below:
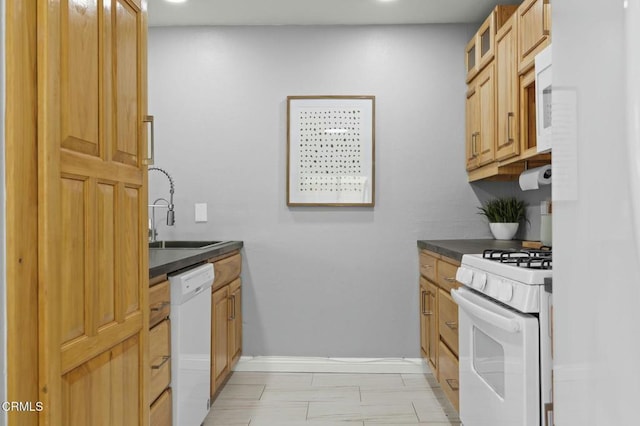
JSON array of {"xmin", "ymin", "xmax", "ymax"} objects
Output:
[{"xmin": 165, "ymin": 0, "xmax": 188, "ymax": 4}]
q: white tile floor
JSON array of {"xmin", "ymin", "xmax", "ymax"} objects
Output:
[{"xmin": 204, "ymin": 372, "xmax": 461, "ymax": 426}]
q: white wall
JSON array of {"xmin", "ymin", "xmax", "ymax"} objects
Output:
[
  {"xmin": 147, "ymin": 24, "xmax": 544, "ymax": 357},
  {"xmin": 552, "ymin": 0, "xmax": 640, "ymax": 425},
  {"xmin": 1, "ymin": 0, "xmax": 7, "ymax": 419}
]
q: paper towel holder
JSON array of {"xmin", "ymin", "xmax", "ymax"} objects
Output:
[{"xmin": 523, "ymin": 160, "xmax": 552, "ymax": 179}]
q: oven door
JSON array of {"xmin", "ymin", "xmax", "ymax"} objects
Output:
[{"xmin": 452, "ymin": 286, "xmax": 540, "ymax": 426}]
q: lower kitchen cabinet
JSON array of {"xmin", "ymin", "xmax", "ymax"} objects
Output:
[
  {"xmin": 209, "ymin": 251, "xmax": 243, "ymax": 399},
  {"xmin": 150, "ymin": 388, "xmax": 172, "ymax": 426},
  {"xmin": 438, "ymin": 340, "xmax": 460, "ymax": 412},
  {"xmin": 418, "ymin": 249, "xmax": 460, "ymax": 412},
  {"xmin": 211, "ymin": 285, "xmax": 230, "ymax": 395},
  {"xmin": 149, "ymin": 275, "xmax": 172, "ymax": 425}
]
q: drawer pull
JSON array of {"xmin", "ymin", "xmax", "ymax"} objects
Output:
[
  {"xmin": 150, "ymin": 301, "xmax": 170, "ymax": 312},
  {"xmin": 445, "ymin": 321, "xmax": 458, "ymax": 330},
  {"xmin": 443, "ymin": 277, "xmax": 456, "ymax": 283},
  {"xmin": 445, "ymin": 378, "xmax": 459, "ymax": 391},
  {"xmin": 423, "ymin": 264, "xmax": 433, "ymax": 269},
  {"xmin": 423, "ymin": 311, "xmax": 433, "ymax": 316},
  {"xmin": 151, "ymin": 355, "xmax": 170, "ymax": 370}
]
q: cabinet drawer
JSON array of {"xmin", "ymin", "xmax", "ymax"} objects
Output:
[
  {"xmin": 212, "ymin": 252, "xmax": 242, "ymax": 290},
  {"xmin": 438, "ymin": 289, "xmax": 459, "ymax": 356},
  {"xmin": 419, "ymin": 251, "xmax": 437, "ymax": 282},
  {"xmin": 149, "ymin": 280, "xmax": 170, "ymax": 329},
  {"xmin": 150, "ymin": 320, "xmax": 171, "ymax": 403},
  {"xmin": 438, "ymin": 340, "xmax": 460, "ymax": 412},
  {"xmin": 437, "ymin": 260, "xmax": 460, "ymax": 292},
  {"xmin": 150, "ymin": 388, "xmax": 172, "ymax": 426}
]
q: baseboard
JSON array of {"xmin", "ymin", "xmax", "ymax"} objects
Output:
[{"xmin": 234, "ymin": 356, "xmax": 430, "ymax": 374}]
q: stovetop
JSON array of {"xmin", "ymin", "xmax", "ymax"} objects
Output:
[
  {"xmin": 482, "ymin": 248, "xmax": 552, "ymax": 270},
  {"xmin": 460, "ymin": 249, "xmax": 552, "ymax": 285}
]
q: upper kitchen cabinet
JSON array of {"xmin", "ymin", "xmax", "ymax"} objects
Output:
[
  {"xmin": 517, "ymin": 0, "xmax": 551, "ymax": 73},
  {"xmin": 464, "ymin": 1, "xmax": 552, "ymax": 182},
  {"xmin": 465, "ymin": 5, "xmax": 518, "ymax": 83}
]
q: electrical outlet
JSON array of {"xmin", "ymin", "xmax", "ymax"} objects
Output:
[{"xmin": 195, "ymin": 203, "xmax": 207, "ymax": 222}]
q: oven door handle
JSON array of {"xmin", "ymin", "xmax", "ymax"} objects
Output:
[{"xmin": 451, "ymin": 288, "xmax": 521, "ymax": 333}]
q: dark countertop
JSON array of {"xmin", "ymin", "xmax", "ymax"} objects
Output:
[
  {"xmin": 149, "ymin": 241, "xmax": 243, "ymax": 278},
  {"xmin": 417, "ymin": 239, "xmax": 526, "ymax": 262}
]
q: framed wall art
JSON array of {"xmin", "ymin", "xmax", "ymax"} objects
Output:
[{"xmin": 287, "ymin": 95, "xmax": 375, "ymax": 206}]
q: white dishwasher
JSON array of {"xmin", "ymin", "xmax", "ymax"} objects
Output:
[{"xmin": 169, "ymin": 262, "xmax": 214, "ymax": 426}]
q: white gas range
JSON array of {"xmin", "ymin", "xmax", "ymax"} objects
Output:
[{"xmin": 453, "ymin": 249, "xmax": 553, "ymax": 426}]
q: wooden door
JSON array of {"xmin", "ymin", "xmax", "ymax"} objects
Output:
[
  {"xmin": 38, "ymin": 0, "xmax": 149, "ymax": 424},
  {"xmin": 495, "ymin": 15, "xmax": 520, "ymax": 161},
  {"xmin": 476, "ymin": 64, "xmax": 496, "ymax": 167},
  {"xmin": 211, "ymin": 285, "xmax": 230, "ymax": 397},
  {"xmin": 228, "ymin": 278, "xmax": 243, "ymax": 369},
  {"xmin": 426, "ymin": 280, "xmax": 439, "ymax": 376},
  {"xmin": 419, "ymin": 278, "xmax": 429, "ymax": 358},
  {"xmin": 465, "ymin": 86, "xmax": 480, "ymax": 171},
  {"xmin": 517, "ymin": 0, "xmax": 551, "ymax": 73}
]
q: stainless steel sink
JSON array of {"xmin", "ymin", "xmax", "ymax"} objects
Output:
[{"xmin": 149, "ymin": 240, "xmax": 223, "ymax": 249}]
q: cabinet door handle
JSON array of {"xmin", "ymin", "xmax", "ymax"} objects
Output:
[
  {"xmin": 150, "ymin": 301, "xmax": 170, "ymax": 312},
  {"xmin": 445, "ymin": 321, "xmax": 458, "ymax": 330},
  {"xmin": 151, "ymin": 355, "xmax": 170, "ymax": 370},
  {"xmin": 543, "ymin": 0, "xmax": 551, "ymax": 36},
  {"xmin": 474, "ymin": 132, "xmax": 480, "ymax": 156},
  {"xmin": 506, "ymin": 112, "xmax": 514, "ymax": 145},
  {"xmin": 229, "ymin": 295, "xmax": 237, "ymax": 320},
  {"xmin": 471, "ymin": 133, "xmax": 477, "ymax": 157},
  {"xmin": 421, "ymin": 290, "xmax": 427, "ymax": 315},
  {"xmin": 143, "ymin": 115, "xmax": 155, "ymax": 165},
  {"xmin": 445, "ymin": 378, "xmax": 459, "ymax": 391}
]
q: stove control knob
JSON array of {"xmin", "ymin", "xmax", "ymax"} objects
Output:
[
  {"xmin": 471, "ymin": 271, "xmax": 487, "ymax": 290},
  {"xmin": 497, "ymin": 280, "xmax": 514, "ymax": 302},
  {"xmin": 455, "ymin": 267, "xmax": 473, "ymax": 286}
]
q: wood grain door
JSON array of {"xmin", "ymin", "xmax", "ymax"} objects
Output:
[
  {"xmin": 228, "ymin": 278, "xmax": 242, "ymax": 369},
  {"xmin": 38, "ymin": 0, "xmax": 149, "ymax": 424},
  {"xmin": 476, "ymin": 63, "xmax": 496, "ymax": 167},
  {"xmin": 495, "ymin": 15, "xmax": 520, "ymax": 161},
  {"xmin": 517, "ymin": 0, "xmax": 551, "ymax": 73},
  {"xmin": 211, "ymin": 285, "xmax": 230, "ymax": 397},
  {"xmin": 465, "ymin": 86, "xmax": 480, "ymax": 171}
]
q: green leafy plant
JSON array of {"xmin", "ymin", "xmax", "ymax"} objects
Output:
[{"xmin": 477, "ymin": 197, "xmax": 527, "ymax": 223}]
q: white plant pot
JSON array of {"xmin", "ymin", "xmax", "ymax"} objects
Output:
[{"xmin": 489, "ymin": 222, "xmax": 519, "ymax": 240}]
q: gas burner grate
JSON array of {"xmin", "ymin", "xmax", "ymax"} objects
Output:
[{"xmin": 482, "ymin": 248, "xmax": 553, "ymax": 270}]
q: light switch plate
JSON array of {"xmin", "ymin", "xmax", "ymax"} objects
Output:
[{"xmin": 195, "ymin": 203, "xmax": 207, "ymax": 222}]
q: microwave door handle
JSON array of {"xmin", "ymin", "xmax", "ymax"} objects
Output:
[{"xmin": 451, "ymin": 289, "xmax": 521, "ymax": 334}]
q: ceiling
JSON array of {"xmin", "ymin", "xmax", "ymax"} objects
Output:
[{"xmin": 148, "ymin": 0, "xmax": 518, "ymax": 27}]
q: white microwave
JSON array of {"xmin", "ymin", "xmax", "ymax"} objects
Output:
[{"xmin": 535, "ymin": 44, "xmax": 552, "ymax": 153}]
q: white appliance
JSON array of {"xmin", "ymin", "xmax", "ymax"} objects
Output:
[
  {"xmin": 551, "ymin": 1, "xmax": 640, "ymax": 424},
  {"xmin": 169, "ymin": 263, "xmax": 215, "ymax": 426},
  {"xmin": 453, "ymin": 250, "xmax": 553, "ymax": 426},
  {"xmin": 535, "ymin": 44, "xmax": 552, "ymax": 153}
]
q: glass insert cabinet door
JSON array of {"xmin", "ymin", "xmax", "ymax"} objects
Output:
[{"xmin": 453, "ymin": 287, "xmax": 540, "ymax": 426}]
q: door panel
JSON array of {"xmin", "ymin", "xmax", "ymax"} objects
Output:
[
  {"xmin": 96, "ymin": 181, "xmax": 117, "ymax": 327},
  {"xmin": 114, "ymin": 0, "xmax": 140, "ymax": 166},
  {"xmin": 60, "ymin": 175, "xmax": 88, "ymax": 343},
  {"xmin": 61, "ymin": 0, "xmax": 100, "ymax": 156}
]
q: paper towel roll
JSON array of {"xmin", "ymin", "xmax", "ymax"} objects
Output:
[{"xmin": 519, "ymin": 165, "xmax": 552, "ymax": 191}]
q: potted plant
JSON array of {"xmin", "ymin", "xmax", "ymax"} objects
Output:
[{"xmin": 478, "ymin": 197, "xmax": 527, "ymax": 240}]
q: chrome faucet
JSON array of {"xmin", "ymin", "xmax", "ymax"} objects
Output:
[{"xmin": 149, "ymin": 167, "xmax": 175, "ymax": 242}]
